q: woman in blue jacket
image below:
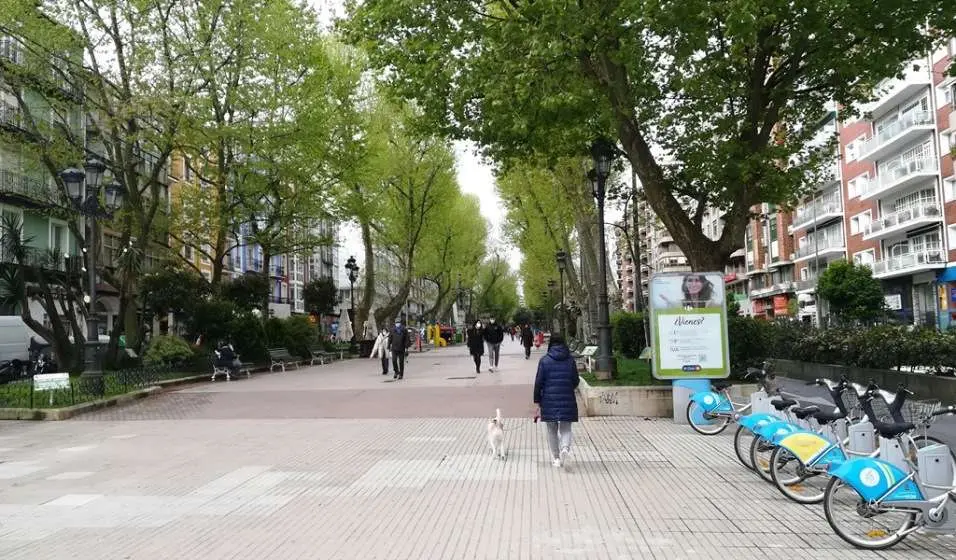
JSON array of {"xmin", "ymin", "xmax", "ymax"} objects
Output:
[{"xmin": 533, "ymin": 334, "xmax": 580, "ymax": 468}]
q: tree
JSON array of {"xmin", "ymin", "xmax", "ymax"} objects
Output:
[
  {"xmin": 219, "ymin": 273, "xmax": 270, "ymax": 314},
  {"xmin": 473, "ymin": 255, "xmax": 520, "ymax": 322},
  {"xmin": 140, "ymin": 269, "xmax": 211, "ymax": 327},
  {"xmin": 303, "ymin": 277, "xmax": 339, "ymax": 316},
  {"xmin": 816, "ymin": 260, "xmax": 885, "ymax": 324},
  {"xmin": 345, "ymin": 1, "xmax": 956, "ymax": 270},
  {"xmin": 3, "ymin": 0, "xmax": 198, "ymax": 363}
]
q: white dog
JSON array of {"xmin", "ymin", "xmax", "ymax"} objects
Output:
[{"xmin": 487, "ymin": 408, "xmax": 505, "ymax": 460}]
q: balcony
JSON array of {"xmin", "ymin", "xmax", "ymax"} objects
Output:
[
  {"xmin": 860, "ymin": 111, "xmax": 935, "ymax": 162},
  {"xmin": 790, "ymin": 194, "xmax": 843, "ymax": 233},
  {"xmin": 793, "ymin": 234, "xmax": 845, "ymax": 263},
  {"xmin": 865, "ymin": 69, "xmax": 932, "ymax": 120},
  {"xmin": 0, "ymin": 167, "xmax": 56, "ymax": 203},
  {"xmin": 268, "ymin": 264, "xmax": 285, "ymax": 277},
  {"xmin": 860, "ymin": 157, "xmax": 937, "ymax": 201},
  {"xmin": 794, "ymin": 278, "xmax": 818, "ymax": 293},
  {"xmin": 871, "ymin": 249, "xmax": 945, "ymax": 279},
  {"xmin": 750, "ymin": 281, "xmax": 796, "ymax": 299},
  {"xmin": 862, "ymin": 202, "xmax": 942, "ymax": 241}
]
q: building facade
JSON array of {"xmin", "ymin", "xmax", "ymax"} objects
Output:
[{"xmin": 743, "ymin": 40, "xmax": 956, "ymax": 326}]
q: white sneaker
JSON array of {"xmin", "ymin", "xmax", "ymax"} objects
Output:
[
  {"xmin": 552, "ymin": 458, "xmax": 562, "ymax": 468},
  {"xmin": 560, "ymin": 448, "xmax": 569, "ymax": 468}
]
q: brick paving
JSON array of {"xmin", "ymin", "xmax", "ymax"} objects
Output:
[{"xmin": 0, "ymin": 340, "xmax": 953, "ymax": 559}]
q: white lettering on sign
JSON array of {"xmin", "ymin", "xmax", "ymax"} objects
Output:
[{"xmin": 33, "ymin": 373, "xmax": 71, "ymax": 392}]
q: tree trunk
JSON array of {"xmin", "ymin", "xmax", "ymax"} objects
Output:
[
  {"xmin": 374, "ymin": 281, "xmax": 411, "ymax": 327},
  {"xmin": 357, "ymin": 217, "xmax": 375, "ymax": 334}
]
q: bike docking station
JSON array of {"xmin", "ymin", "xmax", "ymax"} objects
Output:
[{"xmin": 646, "ymin": 271, "xmax": 734, "ymax": 425}]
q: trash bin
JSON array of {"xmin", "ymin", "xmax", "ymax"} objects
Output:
[
  {"xmin": 454, "ymin": 333, "xmax": 463, "ymax": 344},
  {"xmin": 358, "ymin": 339, "xmax": 374, "ymax": 358}
]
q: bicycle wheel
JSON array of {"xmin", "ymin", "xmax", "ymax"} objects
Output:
[
  {"xmin": 749, "ymin": 435, "xmax": 776, "ymax": 482},
  {"xmin": 686, "ymin": 400, "xmax": 730, "ymax": 435},
  {"xmin": 822, "ymin": 477, "xmax": 916, "ymax": 550},
  {"xmin": 733, "ymin": 425, "xmax": 755, "ymax": 470},
  {"xmin": 769, "ymin": 446, "xmax": 827, "ymax": 504}
]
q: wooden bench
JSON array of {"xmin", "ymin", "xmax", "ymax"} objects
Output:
[
  {"xmin": 268, "ymin": 348, "xmax": 301, "ymax": 372},
  {"xmin": 211, "ymin": 359, "xmax": 254, "ymax": 382}
]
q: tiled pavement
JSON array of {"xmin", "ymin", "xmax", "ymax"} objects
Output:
[{"xmin": 0, "ymin": 340, "xmax": 954, "ymax": 559}]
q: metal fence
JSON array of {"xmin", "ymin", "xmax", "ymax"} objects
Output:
[{"xmin": 0, "ymin": 364, "xmax": 192, "ymax": 410}]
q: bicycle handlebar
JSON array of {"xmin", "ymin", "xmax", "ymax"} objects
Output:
[{"xmin": 931, "ymin": 406, "xmax": 956, "ymax": 418}]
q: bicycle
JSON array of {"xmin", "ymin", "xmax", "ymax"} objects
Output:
[
  {"xmin": 686, "ymin": 361, "xmax": 778, "ymax": 436},
  {"xmin": 823, "ymin": 392, "xmax": 956, "ymax": 550}
]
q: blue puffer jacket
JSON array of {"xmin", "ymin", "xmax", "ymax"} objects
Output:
[{"xmin": 533, "ymin": 344, "xmax": 580, "ymax": 422}]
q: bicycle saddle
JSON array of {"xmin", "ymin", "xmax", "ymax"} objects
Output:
[
  {"xmin": 712, "ymin": 380, "xmax": 732, "ymax": 391},
  {"xmin": 791, "ymin": 405, "xmax": 820, "ymax": 420},
  {"xmin": 770, "ymin": 398, "xmax": 797, "ymax": 411},
  {"xmin": 811, "ymin": 409, "xmax": 846, "ymax": 425},
  {"xmin": 871, "ymin": 419, "xmax": 915, "ymax": 438}
]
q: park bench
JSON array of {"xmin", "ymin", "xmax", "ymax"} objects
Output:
[
  {"xmin": 211, "ymin": 358, "xmax": 254, "ymax": 382},
  {"xmin": 306, "ymin": 346, "xmax": 333, "ymax": 366},
  {"xmin": 268, "ymin": 348, "xmax": 301, "ymax": 372}
]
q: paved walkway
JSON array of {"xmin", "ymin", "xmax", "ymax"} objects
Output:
[{"xmin": 0, "ymin": 340, "xmax": 954, "ymax": 559}]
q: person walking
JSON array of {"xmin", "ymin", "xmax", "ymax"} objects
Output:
[
  {"xmin": 466, "ymin": 320, "xmax": 485, "ymax": 374},
  {"xmin": 371, "ymin": 328, "xmax": 390, "ymax": 375},
  {"xmin": 520, "ymin": 324, "xmax": 534, "ymax": 359},
  {"xmin": 388, "ymin": 320, "xmax": 410, "ymax": 380},
  {"xmin": 533, "ymin": 334, "xmax": 579, "ymax": 469},
  {"xmin": 483, "ymin": 317, "xmax": 504, "ymax": 372}
]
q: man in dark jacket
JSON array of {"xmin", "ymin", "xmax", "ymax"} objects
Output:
[
  {"xmin": 532, "ymin": 334, "xmax": 579, "ymax": 468},
  {"xmin": 520, "ymin": 324, "xmax": 534, "ymax": 359},
  {"xmin": 466, "ymin": 321, "xmax": 485, "ymax": 374},
  {"xmin": 387, "ymin": 321, "xmax": 410, "ymax": 380},
  {"xmin": 482, "ymin": 317, "xmax": 505, "ymax": 372}
]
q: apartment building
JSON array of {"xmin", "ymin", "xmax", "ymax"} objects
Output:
[
  {"xmin": 613, "ymin": 223, "xmax": 637, "ymax": 312},
  {"xmin": 745, "ymin": 40, "xmax": 956, "ymax": 326}
]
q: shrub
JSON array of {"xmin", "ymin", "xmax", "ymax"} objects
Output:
[
  {"xmin": 727, "ymin": 316, "xmax": 768, "ymax": 374},
  {"xmin": 144, "ymin": 335, "xmax": 195, "ymax": 366},
  {"xmin": 264, "ymin": 317, "xmax": 286, "ymax": 348},
  {"xmin": 283, "ymin": 316, "xmax": 318, "ymax": 359},
  {"xmin": 185, "ymin": 299, "xmax": 237, "ymax": 348},
  {"xmin": 229, "ymin": 312, "xmax": 268, "ymax": 363},
  {"xmin": 611, "ymin": 311, "xmax": 646, "ymax": 358}
]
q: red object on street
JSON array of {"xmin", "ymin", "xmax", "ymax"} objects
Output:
[{"xmin": 534, "ymin": 331, "xmax": 544, "ymax": 348}]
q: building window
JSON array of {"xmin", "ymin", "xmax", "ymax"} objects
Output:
[
  {"xmin": 853, "ymin": 249, "xmax": 875, "ymax": 268},
  {"xmin": 948, "ymin": 224, "xmax": 956, "ymax": 249},
  {"xmin": 945, "ymin": 177, "xmax": 956, "ymax": 203},
  {"xmin": 183, "ymin": 245, "xmax": 193, "ymax": 260},
  {"xmin": 800, "ymin": 267, "xmax": 809, "ymax": 280},
  {"xmin": 846, "ymin": 173, "xmax": 868, "ymax": 199},
  {"xmin": 845, "ymin": 137, "xmax": 864, "ymax": 162},
  {"xmin": 849, "ymin": 211, "xmax": 871, "ymax": 235},
  {"xmin": 49, "ymin": 220, "xmax": 68, "ymax": 255}
]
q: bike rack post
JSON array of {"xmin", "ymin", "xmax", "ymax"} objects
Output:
[{"xmin": 673, "ymin": 378, "xmax": 713, "ymax": 424}]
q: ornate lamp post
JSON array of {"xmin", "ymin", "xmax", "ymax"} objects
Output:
[
  {"xmin": 547, "ymin": 279, "xmax": 557, "ymax": 332},
  {"xmin": 59, "ymin": 159, "xmax": 125, "ymax": 346},
  {"xmin": 555, "ymin": 250, "xmax": 568, "ymax": 334},
  {"xmin": 345, "ymin": 255, "xmax": 359, "ymax": 347},
  {"xmin": 588, "ymin": 137, "xmax": 618, "ymax": 378}
]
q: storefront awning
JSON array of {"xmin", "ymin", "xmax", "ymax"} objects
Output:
[{"xmin": 938, "ymin": 267, "xmax": 956, "ymax": 283}]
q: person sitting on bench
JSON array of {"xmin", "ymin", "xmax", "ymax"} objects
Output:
[{"xmin": 215, "ymin": 340, "xmax": 241, "ymax": 378}]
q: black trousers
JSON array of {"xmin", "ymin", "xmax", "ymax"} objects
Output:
[
  {"xmin": 472, "ymin": 353, "xmax": 481, "ymax": 371},
  {"xmin": 392, "ymin": 351, "xmax": 406, "ymax": 376},
  {"xmin": 381, "ymin": 355, "xmax": 389, "ymax": 374},
  {"xmin": 524, "ymin": 345, "xmax": 531, "ymax": 358}
]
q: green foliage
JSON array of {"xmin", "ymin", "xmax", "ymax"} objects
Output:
[
  {"xmin": 727, "ymin": 319, "xmax": 956, "ymax": 375},
  {"xmin": 228, "ymin": 312, "xmax": 269, "ymax": 363},
  {"xmin": 263, "ymin": 318, "xmax": 287, "ymax": 348},
  {"xmin": 141, "ymin": 269, "xmax": 211, "ymax": 320},
  {"xmin": 344, "ymin": 0, "xmax": 956, "ymax": 269},
  {"xmin": 512, "ymin": 307, "xmax": 533, "ymax": 326},
  {"xmin": 584, "ymin": 357, "xmax": 667, "ymax": 386},
  {"xmin": 186, "ymin": 299, "xmax": 237, "ymax": 348},
  {"xmin": 303, "ymin": 277, "xmax": 339, "ymax": 315},
  {"xmin": 473, "ymin": 255, "xmax": 520, "ymax": 322},
  {"xmin": 727, "ymin": 298, "xmax": 741, "ymax": 317},
  {"xmin": 220, "ymin": 273, "xmax": 270, "ymax": 313},
  {"xmin": 816, "ymin": 260, "xmax": 886, "ymax": 323},
  {"xmin": 283, "ymin": 316, "xmax": 318, "ymax": 359},
  {"xmin": 611, "ymin": 312, "xmax": 646, "ymax": 359},
  {"xmin": 143, "ymin": 335, "xmax": 195, "ymax": 366}
]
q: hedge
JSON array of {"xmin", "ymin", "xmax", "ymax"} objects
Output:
[{"xmin": 728, "ymin": 318, "xmax": 956, "ymax": 376}]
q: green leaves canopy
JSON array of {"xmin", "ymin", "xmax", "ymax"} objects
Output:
[
  {"xmin": 816, "ymin": 260, "xmax": 886, "ymax": 323},
  {"xmin": 344, "ymin": 0, "xmax": 956, "ymax": 270}
]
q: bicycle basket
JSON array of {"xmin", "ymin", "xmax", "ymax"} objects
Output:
[
  {"xmin": 867, "ymin": 396, "xmax": 893, "ymax": 423},
  {"xmin": 839, "ymin": 389, "xmax": 860, "ymax": 417},
  {"xmin": 901, "ymin": 400, "xmax": 941, "ymax": 424}
]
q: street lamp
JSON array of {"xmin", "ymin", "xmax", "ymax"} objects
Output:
[
  {"xmin": 59, "ymin": 158, "xmax": 125, "ymax": 346},
  {"xmin": 547, "ymin": 279, "xmax": 557, "ymax": 332},
  {"xmin": 345, "ymin": 255, "xmax": 359, "ymax": 345},
  {"xmin": 589, "ymin": 137, "xmax": 618, "ymax": 378},
  {"xmin": 555, "ymin": 250, "xmax": 568, "ymax": 334}
]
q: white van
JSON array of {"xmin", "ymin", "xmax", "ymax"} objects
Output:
[{"xmin": 0, "ymin": 316, "xmax": 45, "ymax": 363}]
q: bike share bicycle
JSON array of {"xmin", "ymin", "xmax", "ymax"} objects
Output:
[
  {"xmin": 768, "ymin": 380, "xmax": 953, "ymax": 504},
  {"xmin": 685, "ymin": 360, "xmax": 779, "ymax": 436},
  {"xmin": 823, "ymin": 387, "xmax": 956, "ymax": 550}
]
